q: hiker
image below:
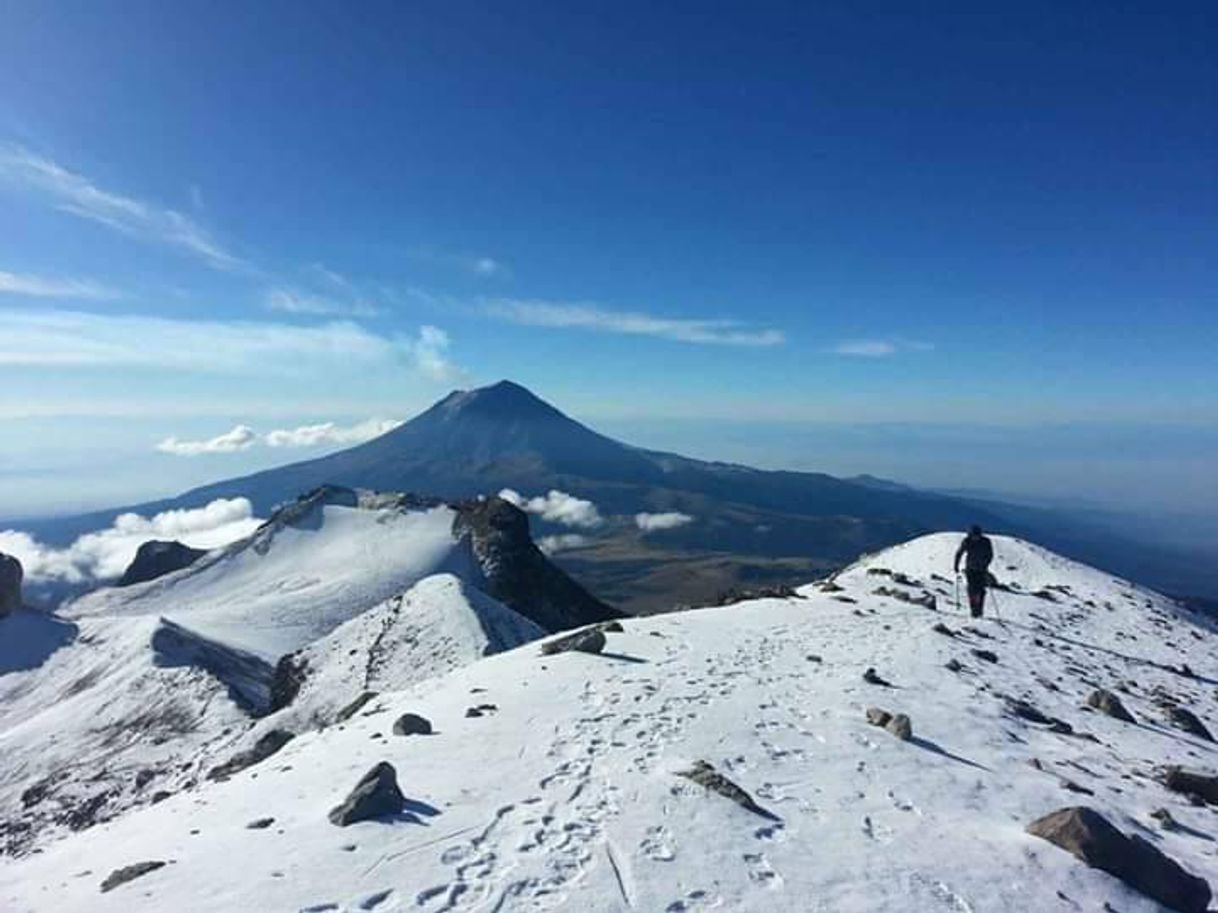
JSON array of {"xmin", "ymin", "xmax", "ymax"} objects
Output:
[{"xmin": 954, "ymin": 525, "xmax": 994, "ymax": 618}]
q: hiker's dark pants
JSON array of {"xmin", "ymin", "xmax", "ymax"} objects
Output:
[{"xmin": 965, "ymin": 570, "xmax": 987, "ymax": 618}]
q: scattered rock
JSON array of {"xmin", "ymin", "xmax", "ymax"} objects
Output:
[
  {"xmin": 1086, "ymin": 689, "xmax": 1136, "ymax": 724},
  {"xmin": 1166, "ymin": 706, "xmax": 1213, "ymax": 742},
  {"xmin": 806, "ymin": 654, "xmax": 823, "ymax": 663},
  {"xmin": 1026, "ymin": 806, "xmax": 1211, "ymax": 913},
  {"xmin": 0, "ymin": 552, "xmax": 21, "ymax": 617},
  {"xmin": 945, "ymin": 658, "xmax": 964, "ymax": 673},
  {"xmin": 328, "ymin": 762, "xmax": 405, "ymax": 826},
  {"xmin": 392, "ymin": 713, "xmax": 433, "ymax": 736},
  {"xmin": 465, "ymin": 703, "xmax": 498, "ymax": 718},
  {"xmin": 713, "ymin": 584, "xmax": 803, "ymax": 606},
  {"xmin": 932, "ymin": 622, "xmax": 958, "ymax": 637},
  {"xmin": 872, "ymin": 586, "xmax": 936, "ymax": 610},
  {"xmin": 1006, "ymin": 698, "xmax": 1054, "ymax": 725},
  {"xmin": 1162, "ymin": 768, "xmax": 1218, "ymax": 805},
  {"xmin": 862, "ymin": 667, "xmax": 892, "ymax": 687},
  {"xmin": 335, "ymin": 691, "xmax": 379, "ymax": 723},
  {"xmin": 1150, "ymin": 808, "xmax": 1179, "ymax": 830},
  {"xmin": 100, "ymin": 861, "xmax": 166, "ymax": 893},
  {"xmin": 971, "ymin": 649, "xmax": 998, "ymax": 664},
  {"xmin": 886, "ymin": 713, "xmax": 913, "ymax": 741},
  {"xmin": 134, "ymin": 768, "xmax": 157, "ymax": 790},
  {"xmin": 150, "ymin": 790, "xmax": 172, "ymax": 804},
  {"xmin": 207, "ymin": 730, "xmax": 295, "ymax": 782},
  {"xmin": 597, "ymin": 620, "xmax": 625, "ymax": 633},
  {"xmin": 20, "ymin": 780, "xmax": 51, "ymax": 809},
  {"xmin": 246, "ymin": 817, "xmax": 275, "ymax": 829},
  {"xmin": 540, "ymin": 628, "xmax": 606, "ymax": 656},
  {"xmin": 676, "ymin": 760, "xmax": 779, "ymax": 821},
  {"xmin": 865, "ymin": 707, "xmax": 892, "ymax": 727}
]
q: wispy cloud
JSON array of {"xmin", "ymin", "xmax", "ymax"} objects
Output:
[
  {"xmin": 537, "ymin": 533, "xmax": 590, "ymax": 555},
  {"xmin": 831, "ymin": 339, "xmax": 934, "ymax": 357},
  {"xmin": 0, "ymin": 269, "xmax": 119, "ymax": 300},
  {"xmin": 264, "ymin": 287, "xmax": 380, "ymax": 318},
  {"xmin": 486, "ymin": 299, "xmax": 785, "ymax": 347},
  {"xmin": 410, "ymin": 247, "xmax": 511, "ymax": 279},
  {"xmin": 635, "ymin": 511, "xmax": 695, "ymax": 532},
  {"xmin": 265, "ymin": 418, "xmax": 402, "ymax": 448},
  {"xmin": 0, "ymin": 308, "xmax": 461, "ymax": 379},
  {"xmin": 154, "ymin": 417, "xmax": 402, "ymax": 456},
  {"xmin": 0, "ymin": 144, "xmax": 242, "ymax": 271},
  {"xmin": 156, "ymin": 425, "xmax": 258, "ymax": 456}
]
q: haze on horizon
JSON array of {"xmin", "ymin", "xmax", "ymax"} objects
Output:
[{"xmin": 1, "ymin": 3, "xmax": 1214, "ymax": 533}]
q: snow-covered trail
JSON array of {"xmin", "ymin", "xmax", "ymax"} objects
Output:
[{"xmin": 3, "ymin": 534, "xmax": 1215, "ymax": 912}]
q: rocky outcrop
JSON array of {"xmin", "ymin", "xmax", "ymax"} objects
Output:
[
  {"xmin": 328, "ymin": 762, "xmax": 404, "ymax": 826},
  {"xmin": 207, "ymin": 730, "xmax": 294, "ymax": 782},
  {"xmin": 453, "ymin": 497, "xmax": 620, "ymax": 632},
  {"xmin": 0, "ymin": 552, "xmax": 22, "ymax": 617},
  {"xmin": 117, "ymin": 540, "xmax": 206, "ymax": 587},
  {"xmin": 1162, "ymin": 768, "xmax": 1218, "ymax": 805},
  {"xmin": 392, "ymin": 713, "xmax": 432, "ymax": 736},
  {"xmin": 1026, "ymin": 806, "xmax": 1211, "ymax": 913},
  {"xmin": 540, "ymin": 627, "xmax": 606, "ymax": 656},
  {"xmin": 1166, "ymin": 706, "xmax": 1213, "ymax": 742},
  {"xmin": 1086, "ymin": 688, "xmax": 1135, "ymax": 723},
  {"xmin": 100, "ymin": 860, "xmax": 166, "ymax": 893}
]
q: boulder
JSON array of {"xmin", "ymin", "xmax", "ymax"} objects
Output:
[
  {"xmin": 862, "ymin": 667, "xmax": 892, "ymax": 686},
  {"xmin": 100, "ymin": 860, "xmax": 166, "ymax": 893},
  {"xmin": 392, "ymin": 713, "xmax": 433, "ymax": 736},
  {"xmin": 1167, "ymin": 706, "xmax": 1213, "ymax": 742},
  {"xmin": 328, "ymin": 762, "xmax": 405, "ymax": 826},
  {"xmin": 971, "ymin": 649, "xmax": 998, "ymax": 664},
  {"xmin": 1163, "ymin": 767, "xmax": 1218, "ymax": 805},
  {"xmin": 865, "ymin": 707, "xmax": 893, "ymax": 727},
  {"xmin": 117, "ymin": 540, "xmax": 205, "ymax": 587},
  {"xmin": 1086, "ymin": 689, "xmax": 1135, "ymax": 723},
  {"xmin": 885, "ymin": 713, "xmax": 913, "ymax": 741},
  {"xmin": 0, "ymin": 552, "xmax": 22, "ymax": 617},
  {"xmin": 1026, "ymin": 806, "xmax": 1210, "ymax": 913},
  {"xmin": 676, "ymin": 760, "xmax": 778, "ymax": 821},
  {"xmin": 540, "ymin": 628, "xmax": 606, "ymax": 656}
]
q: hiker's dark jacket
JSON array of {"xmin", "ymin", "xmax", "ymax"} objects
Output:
[{"xmin": 955, "ymin": 533, "xmax": 994, "ymax": 573}]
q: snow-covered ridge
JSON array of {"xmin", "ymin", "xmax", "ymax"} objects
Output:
[{"xmin": 4, "ymin": 532, "xmax": 1213, "ymax": 912}]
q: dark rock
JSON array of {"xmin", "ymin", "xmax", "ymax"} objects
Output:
[
  {"xmin": 865, "ymin": 707, "xmax": 893, "ymax": 727},
  {"xmin": 932, "ymin": 622, "xmax": 958, "ymax": 638},
  {"xmin": 269, "ymin": 653, "xmax": 309, "ymax": 713},
  {"xmin": 1005, "ymin": 698, "xmax": 1054, "ymax": 725},
  {"xmin": 945, "ymin": 658, "xmax": 963, "ymax": 673},
  {"xmin": 862, "ymin": 667, "xmax": 892, "ymax": 687},
  {"xmin": 540, "ymin": 628, "xmax": 606, "ymax": 656},
  {"xmin": 885, "ymin": 713, "xmax": 913, "ymax": 741},
  {"xmin": 872, "ymin": 585, "xmax": 936, "ymax": 610},
  {"xmin": 150, "ymin": 790, "xmax": 172, "ymax": 804},
  {"xmin": 1163, "ymin": 768, "xmax": 1218, "ymax": 805},
  {"xmin": 246, "ymin": 817, "xmax": 275, "ymax": 829},
  {"xmin": 100, "ymin": 861, "xmax": 166, "ymax": 893},
  {"xmin": 207, "ymin": 730, "xmax": 295, "ymax": 781},
  {"xmin": 0, "ymin": 552, "xmax": 21, "ymax": 617},
  {"xmin": 676, "ymin": 760, "xmax": 779, "ymax": 821},
  {"xmin": 20, "ymin": 780, "xmax": 51, "ymax": 809},
  {"xmin": 1167, "ymin": 706, "xmax": 1213, "ymax": 742},
  {"xmin": 134, "ymin": 768, "xmax": 157, "ymax": 790},
  {"xmin": 465, "ymin": 703, "xmax": 498, "ymax": 718},
  {"xmin": 597, "ymin": 620, "xmax": 625, "ymax": 633},
  {"xmin": 1026, "ymin": 806, "xmax": 1211, "ymax": 913},
  {"xmin": 392, "ymin": 713, "xmax": 433, "ymax": 736},
  {"xmin": 1151, "ymin": 808, "xmax": 1178, "ymax": 830},
  {"xmin": 971, "ymin": 649, "xmax": 998, "ymax": 664},
  {"xmin": 117, "ymin": 540, "xmax": 205, "ymax": 587},
  {"xmin": 1086, "ymin": 689, "xmax": 1135, "ymax": 723},
  {"xmin": 328, "ymin": 762, "xmax": 405, "ymax": 826},
  {"xmin": 714, "ymin": 584, "xmax": 803, "ymax": 606},
  {"xmin": 335, "ymin": 692, "xmax": 379, "ymax": 723}
]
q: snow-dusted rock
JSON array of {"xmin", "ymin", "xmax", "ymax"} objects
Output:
[
  {"xmin": 328, "ymin": 762, "xmax": 404, "ymax": 826},
  {"xmin": 0, "ymin": 552, "xmax": 21, "ymax": 617},
  {"xmin": 1086, "ymin": 688, "xmax": 1136, "ymax": 723}
]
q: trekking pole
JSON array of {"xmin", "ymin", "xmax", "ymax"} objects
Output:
[
  {"xmin": 989, "ymin": 587, "xmax": 1004, "ymax": 625},
  {"xmin": 954, "ymin": 573, "xmax": 961, "ymax": 615}
]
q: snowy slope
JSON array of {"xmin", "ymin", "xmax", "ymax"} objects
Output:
[
  {"xmin": 66, "ymin": 497, "xmax": 476, "ymax": 659},
  {"xmin": 3, "ymin": 533, "xmax": 1213, "ymax": 912}
]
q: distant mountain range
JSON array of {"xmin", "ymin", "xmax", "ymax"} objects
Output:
[{"xmin": 11, "ymin": 380, "xmax": 1216, "ymax": 609}]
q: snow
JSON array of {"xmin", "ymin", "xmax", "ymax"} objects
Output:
[{"xmin": 3, "ymin": 532, "xmax": 1214, "ymax": 912}]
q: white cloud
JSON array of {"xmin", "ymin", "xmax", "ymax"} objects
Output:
[
  {"xmin": 635, "ymin": 511, "xmax": 695, "ymax": 532},
  {"xmin": 0, "ymin": 497, "xmax": 261, "ymax": 583},
  {"xmin": 410, "ymin": 247, "xmax": 510, "ymax": 279},
  {"xmin": 265, "ymin": 418, "xmax": 402, "ymax": 448},
  {"xmin": 264, "ymin": 287, "xmax": 380, "ymax": 318},
  {"xmin": 486, "ymin": 299, "xmax": 784, "ymax": 347},
  {"xmin": 498, "ymin": 489, "xmax": 604, "ymax": 529},
  {"xmin": 0, "ymin": 270, "xmax": 119, "ymax": 300},
  {"xmin": 0, "ymin": 308, "xmax": 460, "ymax": 379},
  {"xmin": 156, "ymin": 425, "xmax": 258, "ymax": 456},
  {"xmin": 537, "ymin": 534, "xmax": 590, "ymax": 555},
  {"xmin": 832, "ymin": 339, "xmax": 934, "ymax": 357},
  {"xmin": 0, "ymin": 145, "xmax": 242, "ymax": 270},
  {"xmin": 403, "ymin": 324, "xmax": 462, "ymax": 382}
]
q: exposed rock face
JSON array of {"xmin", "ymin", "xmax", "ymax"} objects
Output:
[
  {"xmin": 117, "ymin": 540, "xmax": 206, "ymax": 587},
  {"xmin": 392, "ymin": 713, "xmax": 432, "ymax": 736},
  {"xmin": 1163, "ymin": 768, "xmax": 1218, "ymax": 805},
  {"xmin": 100, "ymin": 860, "xmax": 166, "ymax": 893},
  {"xmin": 0, "ymin": 552, "xmax": 22, "ymax": 617},
  {"xmin": 1167, "ymin": 706, "xmax": 1213, "ymax": 742},
  {"xmin": 453, "ymin": 497, "xmax": 621, "ymax": 632},
  {"xmin": 328, "ymin": 762, "xmax": 404, "ymax": 826},
  {"xmin": 540, "ymin": 627, "xmax": 606, "ymax": 656},
  {"xmin": 1026, "ymin": 806, "xmax": 1211, "ymax": 913},
  {"xmin": 1087, "ymin": 688, "xmax": 1135, "ymax": 723},
  {"xmin": 207, "ymin": 730, "xmax": 294, "ymax": 782}
]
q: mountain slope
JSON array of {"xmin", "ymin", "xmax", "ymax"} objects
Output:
[{"xmin": 4, "ymin": 533, "xmax": 1213, "ymax": 912}]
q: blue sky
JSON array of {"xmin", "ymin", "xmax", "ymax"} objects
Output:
[{"xmin": 1, "ymin": 2, "xmax": 1215, "ymax": 518}]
